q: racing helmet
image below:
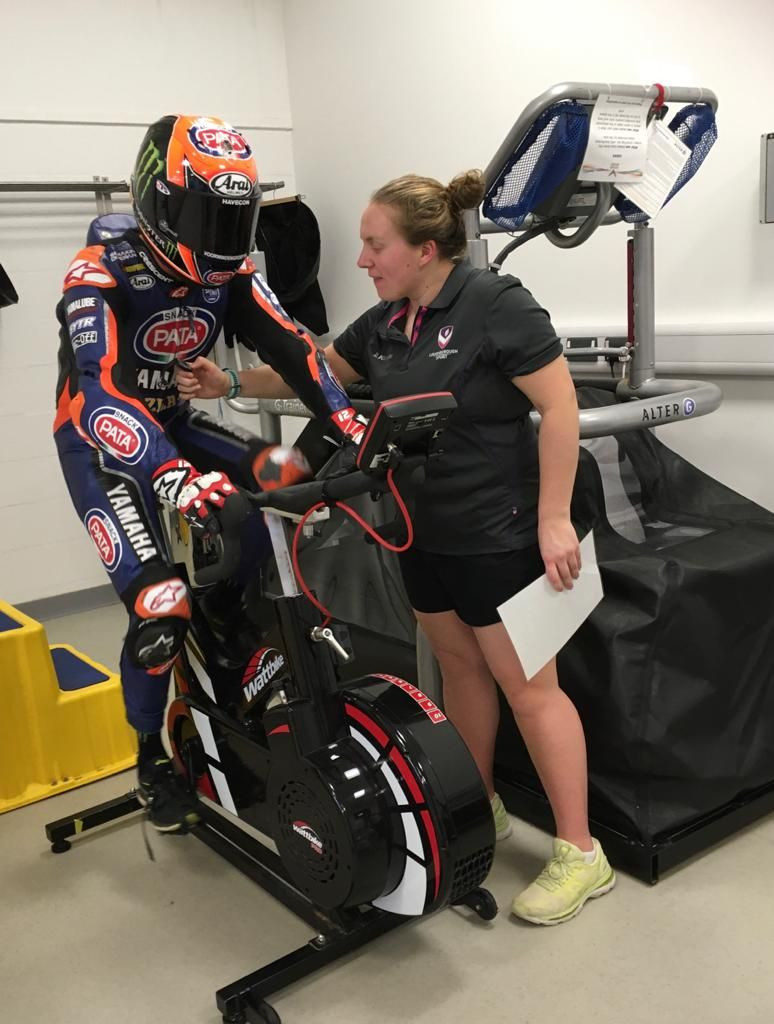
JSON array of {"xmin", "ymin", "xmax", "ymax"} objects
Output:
[{"xmin": 131, "ymin": 115, "xmax": 261, "ymax": 286}]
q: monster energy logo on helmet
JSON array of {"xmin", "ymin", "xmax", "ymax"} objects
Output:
[{"xmin": 135, "ymin": 140, "xmax": 165, "ymax": 200}]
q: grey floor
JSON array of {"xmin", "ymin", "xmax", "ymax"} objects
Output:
[{"xmin": 2, "ymin": 603, "xmax": 773, "ymax": 1024}]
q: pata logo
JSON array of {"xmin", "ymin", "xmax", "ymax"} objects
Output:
[
  {"xmin": 134, "ymin": 308, "xmax": 215, "ymax": 364},
  {"xmin": 85, "ymin": 509, "xmax": 121, "ymax": 572},
  {"xmin": 89, "ymin": 407, "xmax": 149, "ymax": 464}
]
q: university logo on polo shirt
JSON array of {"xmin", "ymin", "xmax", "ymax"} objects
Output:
[{"xmin": 430, "ymin": 324, "xmax": 458, "ymax": 361}]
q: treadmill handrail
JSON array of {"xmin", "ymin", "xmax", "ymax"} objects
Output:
[
  {"xmin": 243, "ymin": 380, "xmax": 723, "ymax": 439},
  {"xmin": 483, "ymin": 81, "xmax": 719, "ymax": 192}
]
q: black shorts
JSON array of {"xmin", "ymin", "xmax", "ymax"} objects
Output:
[{"xmin": 398, "ymin": 545, "xmax": 545, "ymax": 628}]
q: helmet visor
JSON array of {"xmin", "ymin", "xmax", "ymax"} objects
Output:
[{"xmin": 158, "ymin": 182, "xmax": 261, "ymax": 259}]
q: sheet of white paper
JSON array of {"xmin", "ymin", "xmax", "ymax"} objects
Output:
[
  {"xmin": 497, "ymin": 532, "xmax": 604, "ymax": 681},
  {"xmin": 578, "ymin": 93, "xmax": 652, "ymax": 182},
  {"xmin": 615, "ymin": 119, "xmax": 691, "ymax": 219}
]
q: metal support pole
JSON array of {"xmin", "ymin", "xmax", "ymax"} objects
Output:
[
  {"xmin": 93, "ymin": 175, "xmax": 113, "ymax": 216},
  {"xmin": 629, "ymin": 224, "xmax": 656, "ymax": 387},
  {"xmin": 464, "ymin": 208, "xmax": 488, "ymax": 269},
  {"xmin": 259, "ymin": 408, "xmax": 282, "ymax": 444}
]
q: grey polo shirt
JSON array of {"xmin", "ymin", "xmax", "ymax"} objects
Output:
[{"xmin": 334, "ymin": 262, "xmax": 563, "ymax": 553}]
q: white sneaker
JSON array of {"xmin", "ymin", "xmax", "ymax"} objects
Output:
[{"xmin": 491, "ymin": 792, "xmax": 513, "ymax": 841}]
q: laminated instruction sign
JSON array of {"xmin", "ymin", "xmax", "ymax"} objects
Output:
[
  {"xmin": 578, "ymin": 93, "xmax": 653, "ymax": 182},
  {"xmin": 579, "ymin": 92, "xmax": 692, "ymax": 219}
]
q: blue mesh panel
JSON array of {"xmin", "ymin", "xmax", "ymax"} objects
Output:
[
  {"xmin": 615, "ymin": 104, "xmax": 718, "ymax": 223},
  {"xmin": 484, "ymin": 101, "xmax": 590, "ymax": 230}
]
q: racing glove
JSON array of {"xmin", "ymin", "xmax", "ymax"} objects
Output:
[
  {"xmin": 329, "ymin": 406, "xmax": 367, "ymax": 445},
  {"xmin": 152, "ymin": 459, "xmax": 245, "ymax": 536}
]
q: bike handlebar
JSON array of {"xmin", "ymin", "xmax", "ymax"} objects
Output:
[{"xmin": 192, "ymin": 455, "xmax": 426, "ymax": 587}]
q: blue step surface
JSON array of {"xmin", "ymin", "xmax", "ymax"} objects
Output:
[
  {"xmin": 0, "ymin": 610, "xmax": 22, "ymax": 633},
  {"xmin": 51, "ymin": 647, "xmax": 111, "ymax": 692}
]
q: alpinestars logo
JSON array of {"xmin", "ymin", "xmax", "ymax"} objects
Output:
[
  {"xmin": 64, "ymin": 258, "xmax": 115, "ymax": 289},
  {"xmin": 292, "ymin": 821, "xmax": 323, "ymax": 856},
  {"xmin": 137, "ymin": 632, "xmax": 176, "ymax": 663},
  {"xmin": 140, "ymin": 580, "xmax": 188, "ymax": 616},
  {"xmin": 242, "ymin": 648, "xmax": 286, "ymax": 703},
  {"xmin": 152, "ymin": 460, "xmax": 192, "ymax": 505}
]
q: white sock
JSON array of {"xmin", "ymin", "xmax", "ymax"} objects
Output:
[{"xmin": 582, "ymin": 843, "xmax": 597, "ymax": 864}]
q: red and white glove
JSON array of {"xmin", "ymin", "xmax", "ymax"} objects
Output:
[
  {"xmin": 329, "ymin": 406, "xmax": 368, "ymax": 445},
  {"xmin": 152, "ymin": 459, "xmax": 240, "ymax": 535}
]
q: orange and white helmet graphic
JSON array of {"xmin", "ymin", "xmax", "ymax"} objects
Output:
[{"xmin": 131, "ymin": 115, "xmax": 261, "ymax": 286}]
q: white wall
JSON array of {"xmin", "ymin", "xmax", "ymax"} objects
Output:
[
  {"xmin": 4, "ymin": 0, "xmax": 774, "ymax": 605},
  {"xmin": 0, "ymin": 0, "xmax": 297, "ymax": 604},
  {"xmin": 284, "ymin": 0, "xmax": 774, "ymax": 325},
  {"xmin": 283, "ymin": 0, "xmax": 774, "ymax": 506}
]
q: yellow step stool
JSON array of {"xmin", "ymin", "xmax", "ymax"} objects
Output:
[{"xmin": 0, "ymin": 600, "xmax": 137, "ymax": 813}]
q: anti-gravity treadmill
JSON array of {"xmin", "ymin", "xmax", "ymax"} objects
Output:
[{"xmin": 235, "ymin": 81, "xmax": 774, "ymax": 883}]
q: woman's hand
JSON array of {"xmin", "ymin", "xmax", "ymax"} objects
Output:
[
  {"xmin": 175, "ymin": 356, "xmax": 230, "ymax": 400},
  {"xmin": 538, "ymin": 515, "xmax": 581, "ymax": 592}
]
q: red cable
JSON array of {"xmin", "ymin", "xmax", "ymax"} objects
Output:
[
  {"xmin": 290, "ymin": 501, "xmax": 331, "ymax": 626},
  {"xmin": 289, "ymin": 467, "xmax": 414, "ymax": 623},
  {"xmin": 335, "ymin": 468, "xmax": 414, "ymax": 554}
]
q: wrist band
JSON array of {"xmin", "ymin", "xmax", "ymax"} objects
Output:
[{"xmin": 222, "ymin": 367, "xmax": 241, "ymax": 399}]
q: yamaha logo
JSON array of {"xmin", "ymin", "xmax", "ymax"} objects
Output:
[{"xmin": 210, "ymin": 171, "xmax": 253, "ymax": 197}]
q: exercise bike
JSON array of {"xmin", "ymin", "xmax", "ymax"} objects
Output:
[{"xmin": 46, "ymin": 393, "xmax": 497, "ymax": 1024}]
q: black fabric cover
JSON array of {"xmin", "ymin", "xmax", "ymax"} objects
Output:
[
  {"xmin": 495, "ymin": 386, "xmax": 774, "ymax": 842},
  {"xmin": 285, "ymin": 413, "xmax": 417, "ymax": 679},
  {"xmin": 293, "ymin": 493, "xmax": 418, "ymax": 682},
  {"xmin": 0, "ymin": 262, "xmax": 18, "ymax": 307},
  {"xmin": 255, "ymin": 199, "xmax": 329, "ymax": 335}
]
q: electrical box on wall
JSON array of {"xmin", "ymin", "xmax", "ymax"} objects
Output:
[{"xmin": 760, "ymin": 133, "xmax": 774, "ymax": 223}]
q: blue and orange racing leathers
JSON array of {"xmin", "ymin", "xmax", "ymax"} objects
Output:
[{"xmin": 54, "ymin": 229, "xmax": 356, "ymax": 732}]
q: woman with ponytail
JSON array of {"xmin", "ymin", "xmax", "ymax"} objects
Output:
[{"xmin": 177, "ymin": 170, "xmax": 615, "ymax": 926}]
